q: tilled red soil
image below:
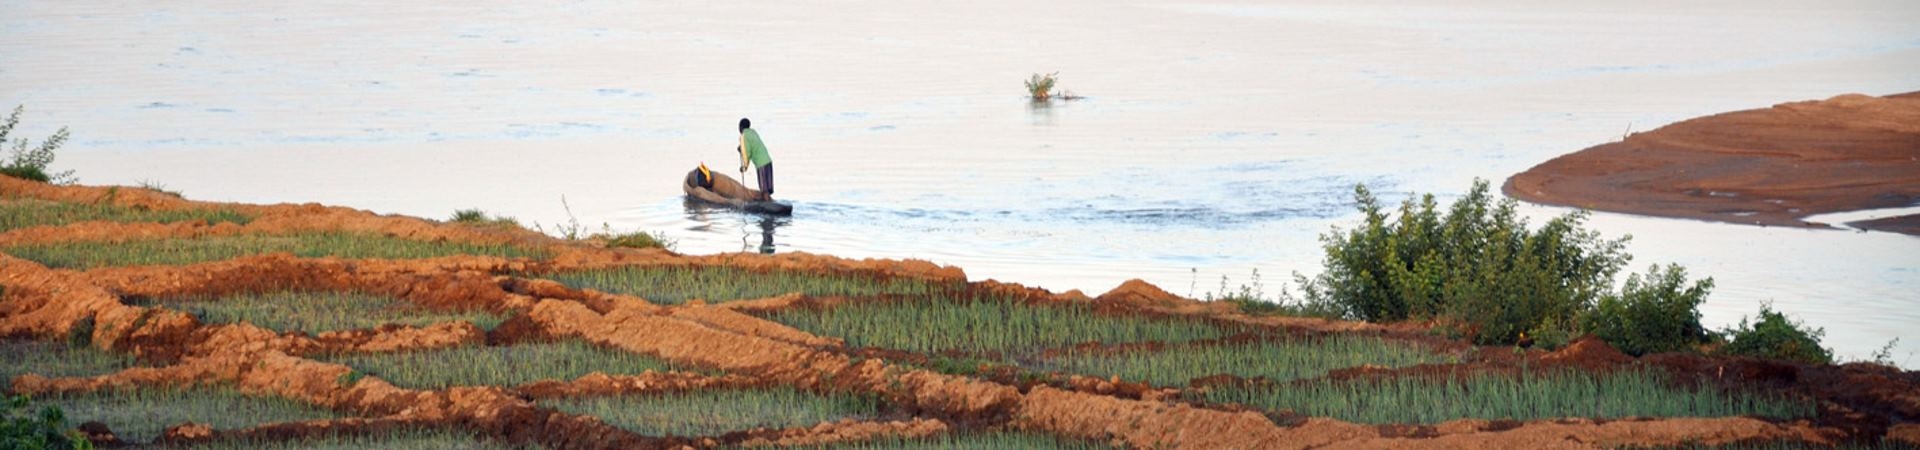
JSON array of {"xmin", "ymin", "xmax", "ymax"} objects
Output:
[{"xmin": 5, "ymin": 177, "xmax": 1918, "ymax": 449}]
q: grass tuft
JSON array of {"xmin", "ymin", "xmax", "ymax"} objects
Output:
[
  {"xmin": 323, "ymin": 340, "xmax": 689, "ymax": 390},
  {"xmin": 0, "ymin": 232, "xmax": 549, "ymax": 269},
  {"xmin": 449, "ymin": 208, "xmax": 521, "ymax": 229},
  {"xmin": 594, "ymin": 230, "xmax": 673, "ymax": 250},
  {"xmin": 136, "ymin": 179, "xmax": 183, "ymax": 198},
  {"xmin": 146, "ymin": 290, "xmax": 505, "ymax": 334},
  {"xmin": 538, "ymin": 387, "xmax": 880, "ymax": 437},
  {"xmin": 1204, "ymin": 369, "xmax": 1814, "ymax": 424},
  {"xmin": 545, "ymin": 266, "xmax": 951, "ymax": 305}
]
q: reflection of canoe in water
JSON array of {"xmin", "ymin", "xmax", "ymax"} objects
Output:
[{"xmin": 683, "ymin": 168, "xmax": 792, "ymax": 216}]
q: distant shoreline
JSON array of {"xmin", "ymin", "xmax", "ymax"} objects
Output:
[{"xmin": 1504, "ymin": 92, "xmax": 1920, "ymax": 236}]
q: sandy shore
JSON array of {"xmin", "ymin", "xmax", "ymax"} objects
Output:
[{"xmin": 1504, "ymin": 92, "xmax": 1920, "ymax": 235}]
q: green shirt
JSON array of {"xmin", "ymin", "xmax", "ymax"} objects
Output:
[{"xmin": 740, "ymin": 128, "xmax": 772, "ymax": 167}]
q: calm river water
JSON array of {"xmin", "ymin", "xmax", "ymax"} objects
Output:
[{"xmin": 5, "ymin": 1, "xmax": 1917, "ymax": 365}]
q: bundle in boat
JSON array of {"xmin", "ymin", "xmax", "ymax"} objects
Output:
[{"xmin": 684, "ymin": 167, "xmax": 792, "ymax": 215}]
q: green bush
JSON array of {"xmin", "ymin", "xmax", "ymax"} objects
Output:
[
  {"xmin": 1293, "ymin": 179, "xmax": 1630, "ymax": 346},
  {"xmin": 1720, "ymin": 303, "xmax": 1832, "ymax": 365},
  {"xmin": 0, "ymin": 105, "xmax": 74, "ymax": 185},
  {"xmin": 1583, "ymin": 264, "xmax": 1714, "ymax": 356},
  {"xmin": 2, "ymin": 395, "xmax": 93, "ymax": 450}
]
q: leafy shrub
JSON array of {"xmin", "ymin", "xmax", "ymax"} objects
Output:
[
  {"xmin": 2, "ymin": 395, "xmax": 93, "ymax": 450},
  {"xmin": 0, "ymin": 105, "xmax": 75, "ymax": 184},
  {"xmin": 1583, "ymin": 264, "xmax": 1714, "ymax": 356},
  {"xmin": 1025, "ymin": 72, "xmax": 1058, "ymax": 101},
  {"xmin": 1719, "ymin": 303, "xmax": 1832, "ymax": 365},
  {"xmin": 1293, "ymin": 179, "xmax": 1630, "ymax": 346}
]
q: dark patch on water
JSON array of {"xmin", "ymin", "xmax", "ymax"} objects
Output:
[
  {"xmin": 108, "ymin": 137, "xmax": 232, "ymax": 147},
  {"xmin": 137, "ymin": 102, "xmax": 179, "ymax": 109},
  {"xmin": 1047, "ymin": 205, "xmax": 1332, "ymax": 226},
  {"xmin": 500, "ymin": 122, "xmax": 613, "ymax": 139},
  {"xmin": 594, "ymin": 88, "xmax": 650, "ymax": 98},
  {"xmin": 1211, "ymin": 131, "xmax": 1280, "ymax": 141}
]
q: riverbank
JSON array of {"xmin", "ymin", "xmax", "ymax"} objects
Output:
[
  {"xmin": 6, "ymin": 176, "xmax": 1919, "ymax": 448},
  {"xmin": 1504, "ymin": 92, "xmax": 1920, "ymax": 235}
]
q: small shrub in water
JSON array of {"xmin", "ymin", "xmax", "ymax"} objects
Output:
[
  {"xmin": 1025, "ymin": 72, "xmax": 1058, "ymax": 101},
  {"xmin": 1584, "ymin": 264, "xmax": 1714, "ymax": 356},
  {"xmin": 1719, "ymin": 303, "xmax": 1832, "ymax": 365}
]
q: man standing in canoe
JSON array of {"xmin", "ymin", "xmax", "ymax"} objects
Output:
[{"xmin": 738, "ymin": 117, "xmax": 774, "ymax": 201}]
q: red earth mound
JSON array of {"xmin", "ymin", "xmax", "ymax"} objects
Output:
[{"xmin": 1504, "ymin": 92, "xmax": 1920, "ymax": 234}]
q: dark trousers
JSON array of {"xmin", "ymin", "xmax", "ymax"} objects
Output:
[{"xmin": 755, "ymin": 163, "xmax": 774, "ymax": 198}]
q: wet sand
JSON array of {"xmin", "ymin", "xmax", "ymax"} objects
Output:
[{"xmin": 1504, "ymin": 92, "xmax": 1920, "ymax": 235}]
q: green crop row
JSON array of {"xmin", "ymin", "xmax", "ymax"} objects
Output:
[
  {"xmin": 39, "ymin": 386, "xmax": 339, "ymax": 444},
  {"xmin": 803, "ymin": 432, "xmax": 1114, "ymax": 449},
  {"xmin": 1623, "ymin": 439, "xmax": 1920, "ymax": 449},
  {"xmin": 147, "ymin": 290, "xmax": 505, "ymax": 335},
  {"xmin": 765, "ymin": 296, "xmax": 1243, "ymax": 355},
  {"xmin": 1, "ymin": 339, "xmax": 139, "ymax": 385},
  {"xmin": 0, "ymin": 231, "xmax": 550, "ymax": 269},
  {"xmin": 0, "ymin": 198, "xmax": 251, "ymax": 232},
  {"xmin": 323, "ymin": 340, "xmax": 690, "ymax": 390},
  {"xmin": 543, "ymin": 266, "xmax": 952, "ymax": 305},
  {"xmin": 1203, "ymin": 369, "xmax": 1814, "ymax": 424},
  {"xmin": 538, "ymin": 387, "xmax": 881, "ymax": 438},
  {"xmin": 177, "ymin": 427, "xmax": 529, "ymax": 450},
  {"xmin": 1042, "ymin": 335, "xmax": 1446, "ymax": 387}
]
